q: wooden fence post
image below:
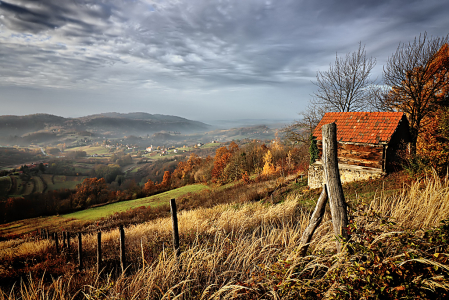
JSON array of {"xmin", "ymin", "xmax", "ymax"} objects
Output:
[
  {"xmin": 170, "ymin": 198, "xmax": 180, "ymax": 258},
  {"xmin": 78, "ymin": 232, "xmax": 83, "ymax": 270},
  {"xmin": 322, "ymin": 123, "xmax": 349, "ymax": 252},
  {"xmin": 141, "ymin": 238, "xmax": 146, "ymax": 269},
  {"xmin": 54, "ymin": 232, "xmax": 59, "ymax": 253},
  {"xmin": 45, "ymin": 229, "xmax": 49, "ymax": 240},
  {"xmin": 299, "ymin": 186, "xmax": 328, "ymax": 256},
  {"xmin": 119, "ymin": 225, "xmax": 126, "ymax": 273},
  {"xmin": 97, "ymin": 231, "xmax": 102, "ymax": 275},
  {"xmin": 62, "ymin": 231, "xmax": 67, "ymax": 248},
  {"xmin": 67, "ymin": 232, "xmax": 71, "ymax": 252}
]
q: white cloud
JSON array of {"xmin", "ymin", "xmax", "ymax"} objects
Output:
[{"xmin": 0, "ymin": 0, "xmax": 448, "ymax": 120}]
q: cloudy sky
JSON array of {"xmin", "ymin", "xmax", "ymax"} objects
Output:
[{"xmin": 0, "ymin": 0, "xmax": 448, "ymax": 123}]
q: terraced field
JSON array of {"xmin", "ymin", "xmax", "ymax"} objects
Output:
[
  {"xmin": 0, "ymin": 176, "xmax": 11, "ymax": 196},
  {"xmin": 45, "ymin": 175, "xmax": 86, "ymax": 191},
  {"xmin": 22, "ymin": 180, "xmax": 34, "ymax": 195},
  {"xmin": 33, "ymin": 176, "xmax": 45, "ymax": 193},
  {"xmin": 4, "ymin": 174, "xmax": 86, "ymax": 196}
]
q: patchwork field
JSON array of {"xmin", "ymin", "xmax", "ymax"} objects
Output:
[{"xmin": 3, "ymin": 174, "xmax": 86, "ymax": 196}]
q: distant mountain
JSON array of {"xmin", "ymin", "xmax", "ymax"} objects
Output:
[{"xmin": 0, "ymin": 113, "xmax": 210, "ymax": 142}]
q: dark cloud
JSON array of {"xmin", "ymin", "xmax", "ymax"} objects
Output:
[{"xmin": 0, "ymin": 0, "xmax": 448, "ymax": 120}]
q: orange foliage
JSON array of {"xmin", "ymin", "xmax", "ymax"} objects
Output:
[
  {"xmin": 211, "ymin": 142, "xmax": 239, "ymax": 184},
  {"xmin": 172, "ymin": 153, "xmax": 202, "ymax": 183},
  {"xmin": 387, "ymin": 43, "xmax": 449, "ymax": 154},
  {"xmin": 417, "ymin": 107, "xmax": 449, "ymax": 174},
  {"xmin": 158, "ymin": 171, "xmax": 171, "ymax": 189},
  {"xmin": 144, "ymin": 179, "xmax": 156, "ymax": 194},
  {"xmin": 72, "ymin": 178, "xmax": 109, "ymax": 208},
  {"xmin": 241, "ymin": 171, "xmax": 251, "ymax": 184}
]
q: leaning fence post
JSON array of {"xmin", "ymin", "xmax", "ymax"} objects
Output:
[
  {"xmin": 299, "ymin": 186, "xmax": 328, "ymax": 256},
  {"xmin": 170, "ymin": 198, "xmax": 180, "ymax": 258},
  {"xmin": 322, "ymin": 122, "xmax": 350, "ymax": 252},
  {"xmin": 97, "ymin": 231, "xmax": 102, "ymax": 275},
  {"xmin": 119, "ymin": 225, "xmax": 126, "ymax": 273},
  {"xmin": 78, "ymin": 232, "xmax": 83, "ymax": 270}
]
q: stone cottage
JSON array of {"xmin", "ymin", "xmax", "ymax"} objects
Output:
[{"xmin": 308, "ymin": 112, "xmax": 410, "ymax": 189}]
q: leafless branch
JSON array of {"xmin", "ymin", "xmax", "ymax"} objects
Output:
[{"xmin": 312, "ymin": 42, "xmax": 376, "ymax": 112}]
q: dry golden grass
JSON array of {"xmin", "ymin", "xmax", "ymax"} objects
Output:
[
  {"xmin": 367, "ymin": 171, "xmax": 449, "ymax": 229},
  {"xmin": 1, "ymin": 173, "xmax": 449, "ymax": 299}
]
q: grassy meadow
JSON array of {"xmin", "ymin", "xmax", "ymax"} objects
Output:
[
  {"xmin": 62, "ymin": 184, "xmax": 209, "ymax": 221},
  {"xmin": 0, "ymin": 172, "xmax": 449, "ymax": 299}
]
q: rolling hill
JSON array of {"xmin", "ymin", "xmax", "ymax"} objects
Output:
[{"xmin": 0, "ymin": 112, "xmax": 210, "ymax": 144}]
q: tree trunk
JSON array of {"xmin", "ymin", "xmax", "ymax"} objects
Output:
[
  {"xmin": 409, "ymin": 126, "xmax": 419, "ymax": 157},
  {"xmin": 322, "ymin": 123, "xmax": 349, "ymax": 252}
]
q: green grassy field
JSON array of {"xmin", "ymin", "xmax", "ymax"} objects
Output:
[
  {"xmin": 201, "ymin": 143, "xmax": 220, "ymax": 149},
  {"xmin": 42, "ymin": 174, "xmax": 86, "ymax": 191},
  {"xmin": 130, "ymin": 166, "xmax": 139, "ymax": 173},
  {"xmin": 65, "ymin": 146, "xmax": 110, "ymax": 156},
  {"xmin": 61, "ymin": 184, "xmax": 210, "ymax": 221}
]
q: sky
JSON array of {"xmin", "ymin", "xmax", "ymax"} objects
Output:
[{"xmin": 0, "ymin": 0, "xmax": 448, "ymax": 123}]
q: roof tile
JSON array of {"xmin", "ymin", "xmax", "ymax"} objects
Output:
[{"xmin": 313, "ymin": 112, "xmax": 405, "ymax": 144}]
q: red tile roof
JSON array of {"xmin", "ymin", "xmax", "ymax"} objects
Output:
[{"xmin": 313, "ymin": 112, "xmax": 405, "ymax": 144}]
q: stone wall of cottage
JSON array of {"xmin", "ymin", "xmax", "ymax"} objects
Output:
[{"xmin": 308, "ymin": 162, "xmax": 383, "ymax": 189}]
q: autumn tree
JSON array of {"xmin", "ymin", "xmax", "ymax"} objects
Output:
[
  {"xmin": 172, "ymin": 153, "xmax": 203, "ymax": 186},
  {"xmin": 71, "ymin": 178, "xmax": 109, "ymax": 209},
  {"xmin": 382, "ymin": 33, "xmax": 449, "ymax": 155},
  {"xmin": 144, "ymin": 179, "xmax": 156, "ymax": 195},
  {"xmin": 211, "ymin": 142, "xmax": 239, "ymax": 184},
  {"xmin": 157, "ymin": 171, "xmax": 171, "ymax": 191},
  {"xmin": 416, "ymin": 106, "xmax": 449, "ymax": 174},
  {"xmin": 262, "ymin": 150, "xmax": 276, "ymax": 176}
]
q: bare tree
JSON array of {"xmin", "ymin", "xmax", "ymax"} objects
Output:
[
  {"xmin": 282, "ymin": 104, "xmax": 327, "ymax": 144},
  {"xmin": 283, "ymin": 43, "xmax": 376, "ymax": 144},
  {"xmin": 312, "ymin": 42, "xmax": 377, "ymax": 112},
  {"xmin": 382, "ymin": 32, "xmax": 449, "ymax": 155}
]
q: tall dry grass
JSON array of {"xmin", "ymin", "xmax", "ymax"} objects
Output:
[
  {"xmin": 1, "ymin": 173, "xmax": 449, "ymax": 299},
  {"xmin": 366, "ymin": 171, "xmax": 449, "ymax": 229}
]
